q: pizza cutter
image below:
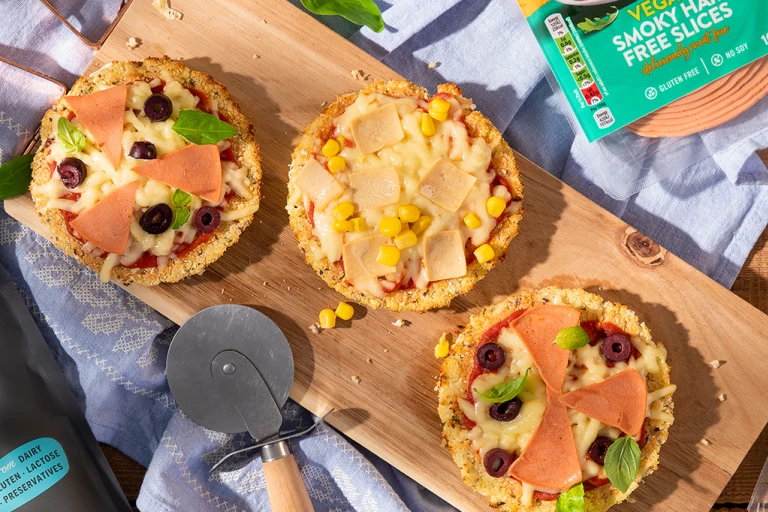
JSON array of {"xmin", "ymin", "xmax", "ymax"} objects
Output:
[{"xmin": 167, "ymin": 304, "xmax": 317, "ymax": 512}]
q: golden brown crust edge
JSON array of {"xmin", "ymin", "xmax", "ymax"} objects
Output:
[
  {"xmin": 287, "ymin": 79, "xmax": 524, "ymax": 312},
  {"xmin": 30, "ymin": 57, "xmax": 262, "ymax": 286},
  {"xmin": 437, "ymin": 287, "xmax": 674, "ymax": 512}
]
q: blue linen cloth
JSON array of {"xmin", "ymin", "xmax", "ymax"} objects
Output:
[{"xmin": 2, "ymin": 1, "xmax": 768, "ymax": 511}]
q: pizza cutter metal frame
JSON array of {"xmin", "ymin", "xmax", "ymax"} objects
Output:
[{"xmin": 167, "ymin": 304, "xmax": 315, "ymax": 512}]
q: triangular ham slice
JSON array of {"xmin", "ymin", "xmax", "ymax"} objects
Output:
[
  {"xmin": 511, "ymin": 305, "xmax": 581, "ymax": 391},
  {"xmin": 559, "ymin": 369, "xmax": 647, "ymax": 436},
  {"xmin": 65, "ymin": 85, "xmax": 128, "ymax": 169},
  {"xmin": 509, "ymin": 394, "xmax": 582, "ymax": 492},
  {"xmin": 70, "ymin": 182, "xmax": 138, "ymax": 254},
  {"xmin": 133, "ymin": 144, "xmax": 222, "ymax": 202}
]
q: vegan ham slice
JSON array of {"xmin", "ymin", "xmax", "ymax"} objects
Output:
[
  {"xmin": 70, "ymin": 182, "xmax": 138, "ymax": 254},
  {"xmin": 65, "ymin": 85, "xmax": 128, "ymax": 170},
  {"xmin": 508, "ymin": 394, "xmax": 582, "ymax": 492},
  {"xmin": 511, "ymin": 305, "xmax": 581, "ymax": 391},
  {"xmin": 133, "ymin": 144, "xmax": 223, "ymax": 202},
  {"xmin": 559, "ymin": 368, "xmax": 647, "ymax": 436}
]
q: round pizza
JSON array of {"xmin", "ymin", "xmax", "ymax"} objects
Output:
[
  {"xmin": 30, "ymin": 57, "xmax": 261, "ymax": 285},
  {"xmin": 438, "ymin": 287, "xmax": 675, "ymax": 511},
  {"xmin": 287, "ymin": 80, "xmax": 523, "ymax": 312}
]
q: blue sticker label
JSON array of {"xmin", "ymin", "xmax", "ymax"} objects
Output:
[{"xmin": 0, "ymin": 438, "xmax": 69, "ymax": 511}]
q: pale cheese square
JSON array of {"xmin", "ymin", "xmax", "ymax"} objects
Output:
[
  {"xmin": 348, "ymin": 167, "xmax": 401, "ymax": 208},
  {"xmin": 418, "ymin": 158, "xmax": 477, "ymax": 212},
  {"xmin": 342, "ymin": 235, "xmax": 396, "ymax": 281},
  {"xmin": 295, "ymin": 158, "xmax": 344, "ymax": 210},
  {"xmin": 423, "ymin": 229, "xmax": 467, "ymax": 281},
  {"xmin": 350, "ymin": 103, "xmax": 405, "ymax": 154}
]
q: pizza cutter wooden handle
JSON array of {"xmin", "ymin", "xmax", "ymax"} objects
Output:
[{"xmin": 262, "ymin": 441, "xmax": 314, "ymax": 512}]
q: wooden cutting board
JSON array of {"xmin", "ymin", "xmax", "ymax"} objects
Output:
[{"xmin": 7, "ymin": 0, "xmax": 768, "ymax": 510}]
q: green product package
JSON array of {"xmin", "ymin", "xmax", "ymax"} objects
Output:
[{"xmin": 519, "ymin": 0, "xmax": 768, "ymax": 142}]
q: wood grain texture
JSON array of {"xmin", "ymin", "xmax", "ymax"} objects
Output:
[{"xmin": 8, "ymin": 2, "xmax": 768, "ymax": 510}]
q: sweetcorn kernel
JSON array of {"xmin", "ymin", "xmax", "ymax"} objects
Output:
[
  {"xmin": 411, "ymin": 215, "xmax": 433, "ymax": 235},
  {"xmin": 434, "ymin": 336, "xmax": 450, "ymax": 358},
  {"xmin": 398, "ymin": 204, "xmax": 420, "ymax": 223},
  {"xmin": 376, "ymin": 246, "xmax": 401, "ymax": 267},
  {"xmin": 335, "ymin": 302, "xmax": 354, "ymax": 321},
  {"xmin": 474, "ymin": 244, "xmax": 495, "ymax": 263},
  {"xmin": 327, "ymin": 155, "xmax": 346, "ymax": 173},
  {"xmin": 350, "ymin": 217, "xmax": 367, "ymax": 232},
  {"xmin": 428, "ymin": 108, "xmax": 448, "ymax": 122},
  {"xmin": 394, "ymin": 229, "xmax": 418, "ymax": 250},
  {"xmin": 379, "ymin": 217, "xmax": 403, "ymax": 237},
  {"xmin": 486, "ymin": 196, "xmax": 506, "ymax": 218},
  {"xmin": 322, "ymin": 139, "xmax": 340, "ymax": 158},
  {"xmin": 333, "ymin": 220, "xmax": 353, "ymax": 232},
  {"xmin": 319, "ymin": 309, "xmax": 336, "ymax": 329},
  {"xmin": 463, "ymin": 212, "xmax": 481, "ymax": 229},
  {"xmin": 430, "ymin": 97, "xmax": 451, "ymax": 113},
  {"xmin": 333, "ymin": 202, "xmax": 355, "ymax": 221},
  {"xmin": 337, "ymin": 135, "xmax": 346, "ymax": 147},
  {"xmin": 420, "ymin": 113, "xmax": 436, "ymax": 136}
]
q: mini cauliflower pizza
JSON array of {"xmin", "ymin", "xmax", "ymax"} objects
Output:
[
  {"xmin": 438, "ymin": 287, "xmax": 676, "ymax": 511},
  {"xmin": 287, "ymin": 80, "xmax": 523, "ymax": 311},
  {"xmin": 30, "ymin": 57, "xmax": 261, "ymax": 285}
]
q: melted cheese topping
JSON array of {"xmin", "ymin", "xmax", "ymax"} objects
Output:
[
  {"xmin": 464, "ymin": 316, "xmax": 675, "ymax": 505},
  {"xmin": 35, "ymin": 79, "xmax": 252, "ymax": 280},
  {"xmin": 288, "ymin": 93, "xmax": 520, "ymax": 296}
]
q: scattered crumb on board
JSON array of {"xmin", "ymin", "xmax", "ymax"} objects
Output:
[
  {"xmin": 708, "ymin": 360, "xmax": 724, "ymax": 369},
  {"xmin": 309, "ymin": 324, "xmax": 322, "ymax": 334},
  {"xmin": 366, "ymin": 358, "xmax": 373, "ymax": 364},
  {"xmin": 126, "ymin": 37, "xmax": 141, "ymax": 50},
  {"xmin": 428, "ymin": 61, "xmax": 438, "ymax": 69},
  {"xmin": 700, "ymin": 438, "xmax": 711, "ymax": 446},
  {"xmin": 392, "ymin": 319, "xmax": 410, "ymax": 327},
  {"xmin": 153, "ymin": 0, "xmax": 183, "ymax": 20},
  {"xmin": 351, "ymin": 69, "xmax": 370, "ymax": 81},
  {"xmin": 718, "ymin": 393, "xmax": 727, "ymax": 402},
  {"xmin": 351, "ymin": 375, "xmax": 362, "ymax": 384}
]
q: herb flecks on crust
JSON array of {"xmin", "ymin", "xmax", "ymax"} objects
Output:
[
  {"xmin": 438, "ymin": 287, "xmax": 675, "ymax": 511},
  {"xmin": 287, "ymin": 80, "xmax": 523, "ymax": 312},
  {"xmin": 30, "ymin": 57, "xmax": 262, "ymax": 286}
]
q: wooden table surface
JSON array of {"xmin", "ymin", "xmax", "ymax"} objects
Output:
[{"xmin": 101, "ymin": 149, "xmax": 768, "ymax": 511}]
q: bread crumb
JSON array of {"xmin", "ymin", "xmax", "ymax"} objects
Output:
[
  {"xmin": 700, "ymin": 438, "xmax": 711, "ymax": 446},
  {"xmin": 262, "ymin": 281, "xmax": 268, "ymax": 286},
  {"xmin": 718, "ymin": 393, "xmax": 727, "ymax": 402},
  {"xmin": 351, "ymin": 375, "xmax": 361, "ymax": 384},
  {"xmin": 126, "ymin": 37, "xmax": 141, "ymax": 50},
  {"xmin": 152, "ymin": 0, "xmax": 183, "ymax": 20},
  {"xmin": 287, "ymin": 286, "xmax": 292, "ymax": 291},
  {"xmin": 320, "ymin": 101, "xmax": 328, "ymax": 108},
  {"xmin": 383, "ymin": 348, "xmax": 390, "ymax": 353},
  {"xmin": 262, "ymin": 19, "xmax": 267, "ymax": 24},
  {"xmin": 392, "ymin": 319, "xmax": 410, "ymax": 327},
  {"xmin": 221, "ymin": 288, "xmax": 224, "ymax": 294},
  {"xmin": 309, "ymin": 323, "xmax": 322, "ymax": 334},
  {"xmin": 428, "ymin": 61, "xmax": 438, "ymax": 69},
  {"xmin": 351, "ymin": 69, "xmax": 370, "ymax": 81},
  {"xmin": 708, "ymin": 360, "xmax": 724, "ymax": 369},
  {"xmin": 366, "ymin": 358, "xmax": 373, "ymax": 364},
  {"xmin": 252, "ymin": 54, "xmax": 260, "ymax": 59}
]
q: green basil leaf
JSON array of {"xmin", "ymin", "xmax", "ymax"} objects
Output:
[
  {"xmin": 172, "ymin": 110, "xmax": 237, "ymax": 145},
  {"xmin": 57, "ymin": 117, "xmax": 86, "ymax": 154},
  {"xmin": 172, "ymin": 207, "xmax": 190, "ymax": 230},
  {"xmin": 577, "ymin": 7, "xmax": 619, "ymax": 33},
  {"xmin": 300, "ymin": 0, "xmax": 384, "ymax": 32},
  {"xmin": 604, "ymin": 436, "xmax": 641, "ymax": 493},
  {"xmin": 555, "ymin": 483, "xmax": 585, "ymax": 512},
  {"xmin": 474, "ymin": 369, "xmax": 529, "ymax": 404},
  {"xmin": 172, "ymin": 189, "xmax": 192, "ymax": 207},
  {"xmin": 554, "ymin": 326, "xmax": 590, "ymax": 350},
  {"xmin": 0, "ymin": 154, "xmax": 34, "ymax": 200}
]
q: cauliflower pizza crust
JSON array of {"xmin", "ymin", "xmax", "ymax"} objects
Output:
[
  {"xmin": 438, "ymin": 287, "xmax": 675, "ymax": 511},
  {"xmin": 287, "ymin": 80, "xmax": 523, "ymax": 312},
  {"xmin": 31, "ymin": 57, "xmax": 261, "ymax": 286}
]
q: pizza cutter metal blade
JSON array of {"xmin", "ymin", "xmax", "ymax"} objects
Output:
[{"xmin": 167, "ymin": 304, "xmax": 315, "ymax": 512}]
